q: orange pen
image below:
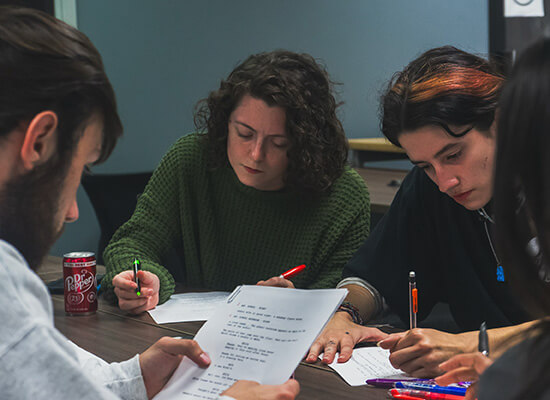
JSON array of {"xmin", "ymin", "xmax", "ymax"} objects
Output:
[{"xmin": 409, "ymin": 271, "xmax": 417, "ymax": 329}]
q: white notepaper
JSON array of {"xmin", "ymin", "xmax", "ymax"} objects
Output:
[
  {"xmin": 153, "ymin": 285, "xmax": 347, "ymax": 399},
  {"xmin": 322, "ymin": 346, "xmax": 407, "ymax": 386},
  {"xmin": 148, "ymin": 292, "xmax": 230, "ymax": 324},
  {"xmin": 504, "ymin": 0, "xmax": 545, "ymax": 17}
]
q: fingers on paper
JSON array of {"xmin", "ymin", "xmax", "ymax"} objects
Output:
[
  {"xmin": 336, "ymin": 334, "xmax": 355, "ymax": 363},
  {"xmin": 305, "ymin": 340, "xmax": 324, "ymax": 363},
  {"xmin": 321, "ymin": 337, "xmax": 340, "ymax": 364},
  {"xmin": 158, "ymin": 337, "xmax": 211, "ymax": 367}
]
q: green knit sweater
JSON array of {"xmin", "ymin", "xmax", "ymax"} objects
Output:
[{"xmin": 102, "ymin": 133, "xmax": 370, "ymax": 304}]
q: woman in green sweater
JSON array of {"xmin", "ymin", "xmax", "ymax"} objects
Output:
[{"xmin": 103, "ymin": 50, "xmax": 370, "ymax": 313}]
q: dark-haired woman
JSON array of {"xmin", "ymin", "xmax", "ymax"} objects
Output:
[
  {"xmin": 307, "ymin": 46, "xmax": 539, "ymax": 377},
  {"xmin": 102, "ymin": 50, "xmax": 372, "ymax": 315},
  {"xmin": 436, "ymin": 38, "xmax": 550, "ymax": 400}
]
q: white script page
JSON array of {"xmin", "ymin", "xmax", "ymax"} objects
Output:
[
  {"xmin": 154, "ymin": 285, "xmax": 347, "ymax": 399},
  {"xmin": 322, "ymin": 346, "xmax": 407, "ymax": 386},
  {"xmin": 148, "ymin": 292, "xmax": 230, "ymax": 324}
]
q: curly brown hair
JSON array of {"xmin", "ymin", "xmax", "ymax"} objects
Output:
[{"xmin": 194, "ymin": 50, "xmax": 348, "ymax": 194}]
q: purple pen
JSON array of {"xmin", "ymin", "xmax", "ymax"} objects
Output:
[{"xmin": 366, "ymin": 378, "xmax": 433, "ymax": 389}]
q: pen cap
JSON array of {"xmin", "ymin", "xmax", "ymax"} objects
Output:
[{"xmin": 478, "ymin": 321, "xmax": 489, "ymax": 355}]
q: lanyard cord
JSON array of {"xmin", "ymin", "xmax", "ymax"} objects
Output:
[
  {"xmin": 479, "ymin": 207, "xmax": 501, "ymax": 266},
  {"xmin": 483, "ymin": 220, "xmax": 501, "ymax": 267}
]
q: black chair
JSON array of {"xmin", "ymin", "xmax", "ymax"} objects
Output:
[{"xmin": 82, "ymin": 172, "xmax": 153, "ymax": 264}]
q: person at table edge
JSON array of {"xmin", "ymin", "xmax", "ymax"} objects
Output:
[
  {"xmin": 102, "ymin": 50, "xmax": 370, "ymax": 314},
  {"xmin": 307, "ymin": 46, "xmax": 545, "ymax": 378},
  {"xmin": 436, "ymin": 38, "xmax": 550, "ymax": 400},
  {"xmin": 0, "ymin": 7, "xmax": 298, "ymax": 399}
]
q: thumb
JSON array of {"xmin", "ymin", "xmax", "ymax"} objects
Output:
[
  {"xmin": 160, "ymin": 338, "xmax": 211, "ymax": 368},
  {"xmin": 377, "ymin": 332, "xmax": 405, "ymax": 350},
  {"xmin": 359, "ymin": 327, "xmax": 389, "ymax": 343},
  {"xmin": 281, "ymin": 379, "xmax": 300, "ymax": 396}
]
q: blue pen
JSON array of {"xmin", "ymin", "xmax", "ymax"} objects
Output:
[
  {"xmin": 395, "ymin": 382, "xmax": 467, "ymax": 396},
  {"xmin": 366, "ymin": 378, "xmax": 433, "ymax": 388}
]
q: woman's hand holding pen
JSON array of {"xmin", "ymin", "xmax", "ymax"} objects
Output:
[
  {"xmin": 378, "ymin": 329, "xmax": 475, "ymax": 378},
  {"xmin": 112, "ymin": 270, "xmax": 160, "ymax": 314},
  {"xmin": 435, "ymin": 353, "xmax": 493, "ymax": 400},
  {"xmin": 305, "ymin": 312, "xmax": 388, "ymax": 364},
  {"xmin": 256, "ymin": 264, "xmax": 306, "ymax": 288},
  {"xmin": 256, "ymin": 276, "xmax": 295, "ymax": 288}
]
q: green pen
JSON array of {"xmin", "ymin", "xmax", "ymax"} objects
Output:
[{"xmin": 133, "ymin": 258, "xmax": 141, "ymax": 296}]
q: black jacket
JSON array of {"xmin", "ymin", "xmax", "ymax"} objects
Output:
[{"xmin": 343, "ymin": 167, "xmax": 529, "ymax": 331}]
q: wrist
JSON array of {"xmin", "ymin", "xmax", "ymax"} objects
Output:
[
  {"xmin": 335, "ymin": 310, "xmax": 354, "ymax": 322},
  {"xmin": 458, "ymin": 331, "xmax": 478, "ymax": 353},
  {"xmin": 337, "ymin": 301, "xmax": 363, "ymax": 325}
]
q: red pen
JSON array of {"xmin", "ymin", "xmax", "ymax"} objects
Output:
[
  {"xmin": 279, "ymin": 264, "xmax": 306, "ymax": 279},
  {"xmin": 389, "ymin": 388, "xmax": 465, "ymax": 400},
  {"xmin": 389, "ymin": 393, "xmax": 423, "ymax": 400}
]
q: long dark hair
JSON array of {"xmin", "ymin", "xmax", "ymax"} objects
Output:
[
  {"xmin": 494, "ymin": 38, "xmax": 550, "ymax": 399},
  {"xmin": 495, "ymin": 38, "xmax": 550, "ymax": 317},
  {"xmin": 194, "ymin": 50, "xmax": 348, "ymax": 194},
  {"xmin": 381, "ymin": 46, "xmax": 504, "ymax": 146}
]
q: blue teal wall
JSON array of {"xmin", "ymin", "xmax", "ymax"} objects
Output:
[{"xmin": 51, "ymin": 0, "xmax": 488, "ymax": 256}]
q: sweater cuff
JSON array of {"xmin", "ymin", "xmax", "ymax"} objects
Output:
[{"xmin": 145, "ymin": 263, "xmax": 175, "ymax": 304}]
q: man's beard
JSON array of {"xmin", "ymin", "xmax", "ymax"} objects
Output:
[{"xmin": 0, "ymin": 161, "xmax": 69, "ymax": 271}]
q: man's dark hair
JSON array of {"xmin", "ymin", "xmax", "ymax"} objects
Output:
[
  {"xmin": 194, "ymin": 50, "xmax": 348, "ymax": 194},
  {"xmin": 0, "ymin": 6, "xmax": 122, "ymax": 270},
  {"xmin": 0, "ymin": 5, "xmax": 122, "ymax": 166}
]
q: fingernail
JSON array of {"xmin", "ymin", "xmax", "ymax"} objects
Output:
[
  {"xmin": 376, "ymin": 341, "xmax": 383, "ymax": 347},
  {"xmin": 200, "ymin": 352, "xmax": 211, "ymax": 364}
]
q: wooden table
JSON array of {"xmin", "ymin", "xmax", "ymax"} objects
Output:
[
  {"xmin": 354, "ymin": 167, "xmax": 408, "ymax": 214},
  {"xmin": 348, "ymin": 138, "xmax": 407, "ymax": 166},
  {"xmin": 40, "ymin": 256, "xmax": 388, "ymax": 399}
]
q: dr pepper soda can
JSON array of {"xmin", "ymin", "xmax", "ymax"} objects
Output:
[{"xmin": 63, "ymin": 252, "xmax": 97, "ymax": 315}]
